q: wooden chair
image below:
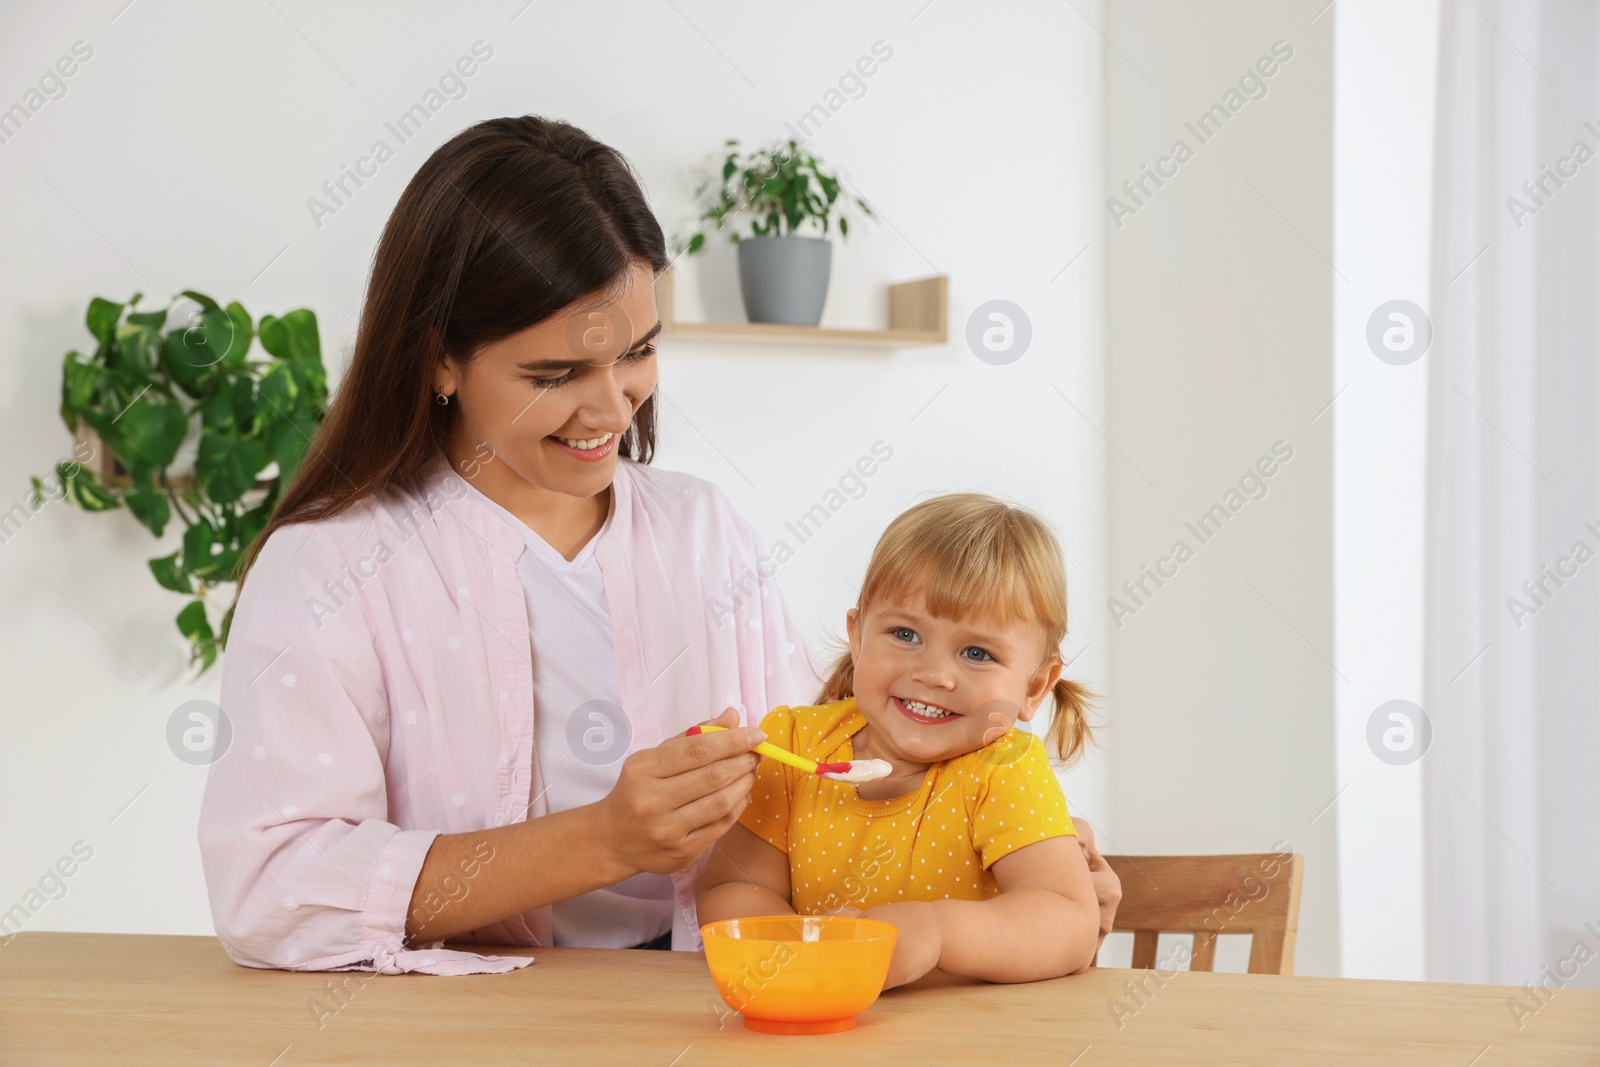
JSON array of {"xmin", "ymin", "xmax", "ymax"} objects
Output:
[{"xmin": 1104, "ymin": 853, "xmax": 1305, "ymax": 975}]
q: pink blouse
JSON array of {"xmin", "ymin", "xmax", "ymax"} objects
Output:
[{"xmin": 198, "ymin": 450, "xmax": 823, "ymax": 974}]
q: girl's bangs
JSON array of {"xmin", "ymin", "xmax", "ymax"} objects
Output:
[{"xmin": 863, "ymin": 550, "xmax": 1049, "ymax": 632}]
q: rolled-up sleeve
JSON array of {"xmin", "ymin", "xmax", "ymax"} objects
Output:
[{"xmin": 198, "ymin": 522, "xmax": 526, "ymax": 975}]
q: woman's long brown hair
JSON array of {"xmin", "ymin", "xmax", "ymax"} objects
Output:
[{"xmin": 237, "ymin": 115, "xmax": 668, "ymax": 587}]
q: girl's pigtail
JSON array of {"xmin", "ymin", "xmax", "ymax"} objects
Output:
[
  {"xmin": 815, "ymin": 648, "xmax": 856, "ymax": 705},
  {"xmin": 1045, "ymin": 675, "xmax": 1096, "ymax": 764}
]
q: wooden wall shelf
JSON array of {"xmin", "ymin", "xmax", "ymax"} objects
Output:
[{"xmin": 656, "ymin": 271, "xmax": 948, "ymax": 347}]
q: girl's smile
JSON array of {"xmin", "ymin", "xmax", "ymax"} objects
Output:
[{"xmin": 892, "ymin": 696, "xmax": 964, "ymax": 724}]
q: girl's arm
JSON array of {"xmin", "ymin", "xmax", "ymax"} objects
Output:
[
  {"xmin": 936, "ymin": 834, "xmax": 1101, "ymax": 980},
  {"xmin": 695, "ymin": 823, "xmax": 796, "ymax": 924},
  {"xmin": 865, "ymin": 834, "xmax": 1100, "ymax": 987}
]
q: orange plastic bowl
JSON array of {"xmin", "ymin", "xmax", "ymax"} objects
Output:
[{"xmin": 700, "ymin": 915, "xmax": 898, "ymax": 1034}]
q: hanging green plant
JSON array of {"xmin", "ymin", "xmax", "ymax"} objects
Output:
[{"xmin": 36, "ymin": 290, "xmax": 329, "ymax": 673}]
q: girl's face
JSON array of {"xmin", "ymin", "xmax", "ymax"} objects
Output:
[
  {"xmin": 436, "ymin": 260, "xmax": 660, "ymax": 503},
  {"xmin": 845, "ymin": 590, "xmax": 1062, "ymax": 767}
]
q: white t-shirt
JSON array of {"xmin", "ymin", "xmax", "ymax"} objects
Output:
[{"xmin": 465, "ymin": 481, "xmax": 673, "ymax": 948}]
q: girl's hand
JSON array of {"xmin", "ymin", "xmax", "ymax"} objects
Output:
[
  {"xmin": 857, "ymin": 901, "xmax": 943, "ymax": 990},
  {"xmin": 596, "ymin": 707, "xmax": 763, "ymax": 875}
]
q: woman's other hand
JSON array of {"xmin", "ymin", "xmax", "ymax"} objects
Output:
[
  {"xmin": 1072, "ymin": 817, "xmax": 1122, "ymax": 957},
  {"xmin": 597, "ymin": 707, "xmax": 764, "ymax": 876}
]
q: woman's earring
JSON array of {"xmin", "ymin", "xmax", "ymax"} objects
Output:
[{"xmin": 436, "ymin": 392, "xmax": 451, "ymax": 406}]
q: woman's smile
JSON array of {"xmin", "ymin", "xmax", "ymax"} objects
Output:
[{"xmin": 550, "ymin": 430, "xmax": 618, "ymax": 461}]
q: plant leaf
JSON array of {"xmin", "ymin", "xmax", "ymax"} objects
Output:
[
  {"xmin": 161, "ymin": 329, "xmax": 218, "ymax": 398},
  {"xmin": 125, "ymin": 482, "xmax": 172, "ymax": 537},
  {"xmin": 197, "ymin": 432, "xmax": 268, "ymax": 504},
  {"xmin": 269, "ymin": 412, "xmax": 319, "ymax": 482},
  {"xmin": 86, "ymin": 297, "xmax": 123, "ymax": 345},
  {"xmin": 200, "ymin": 306, "xmax": 248, "ymax": 368},
  {"xmin": 257, "ymin": 361, "xmax": 300, "ymax": 413},
  {"xmin": 182, "ymin": 519, "xmax": 216, "ymax": 572},
  {"xmin": 111, "ymin": 321, "xmax": 160, "ymax": 381},
  {"xmin": 201, "ymin": 390, "xmax": 236, "ymax": 431},
  {"xmin": 118, "ymin": 397, "xmax": 187, "ymax": 468},
  {"xmin": 166, "ymin": 307, "xmax": 237, "ymax": 373},
  {"xmin": 195, "ymin": 542, "xmax": 241, "ymax": 582},
  {"xmin": 60, "ymin": 351, "xmax": 98, "ymax": 428},
  {"xmin": 177, "ymin": 598, "xmax": 214, "ymax": 647},
  {"xmin": 259, "ymin": 309, "xmax": 322, "ymax": 364},
  {"xmin": 230, "ymin": 375, "xmax": 257, "ymax": 429},
  {"xmin": 59, "ymin": 462, "xmax": 119, "ymax": 512},
  {"xmin": 127, "ymin": 308, "xmax": 168, "ymax": 329},
  {"xmin": 149, "ymin": 551, "xmax": 193, "ymax": 594},
  {"xmin": 223, "ymin": 301, "xmax": 254, "ymax": 364},
  {"xmin": 238, "ymin": 497, "xmax": 274, "ymax": 547},
  {"xmin": 290, "ymin": 359, "xmax": 328, "ymax": 406}
]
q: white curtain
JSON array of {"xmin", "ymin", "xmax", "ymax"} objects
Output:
[{"xmin": 1426, "ymin": 0, "xmax": 1600, "ymax": 987}]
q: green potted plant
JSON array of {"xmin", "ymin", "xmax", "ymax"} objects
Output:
[
  {"xmin": 35, "ymin": 290, "xmax": 329, "ymax": 672},
  {"xmin": 681, "ymin": 139, "xmax": 875, "ymax": 326}
]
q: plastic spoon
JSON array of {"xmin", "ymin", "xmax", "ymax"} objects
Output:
[{"xmin": 685, "ymin": 723, "xmax": 893, "ymax": 784}]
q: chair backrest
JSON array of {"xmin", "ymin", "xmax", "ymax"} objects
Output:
[{"xmin": 1105, "ymin": 853, "xmax": 1305, "ymax": 975}]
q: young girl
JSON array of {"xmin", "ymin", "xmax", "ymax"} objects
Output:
[{"xmin": 696, "ymin": 493, "xmax": 1100, "ymax": 989}]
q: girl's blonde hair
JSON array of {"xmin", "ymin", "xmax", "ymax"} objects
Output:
[{"xmin": 816, "ymin": 493, "xmax": 1095, "ymax": 763}]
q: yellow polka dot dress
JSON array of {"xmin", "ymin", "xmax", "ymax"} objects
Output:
[{"xmin": 738, "ymin": 698, "xmax": 1077, "ymax": 915}]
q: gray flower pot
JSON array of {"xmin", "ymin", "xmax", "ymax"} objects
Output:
[{"xmin": 736, "ymin": 235, "xmax": 832, "ymax": 326}]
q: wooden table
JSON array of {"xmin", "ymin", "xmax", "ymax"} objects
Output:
[{"xmin": 4, "ymin": 933, "xmax": 1597, "ymax": 1065}]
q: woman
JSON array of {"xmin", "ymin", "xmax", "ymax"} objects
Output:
[{"xmin": 198, "ymin": 116, "xmax": 1120, "ymax": 976}]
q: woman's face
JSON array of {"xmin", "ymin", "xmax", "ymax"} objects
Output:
[{"xmin": 436, "ymin": 259, "xmax": 660, "ymax": 502}]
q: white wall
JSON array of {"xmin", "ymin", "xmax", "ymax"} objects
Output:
[
  {"xmin": 0, "ymin": 1, "xmax": 1108, "ymax": 938},
  {"xmin": 1103, "ymin": 0, "xmax": 1342, "ymax": 976},
  {"xmin": 1332, "ymin": 0, "xmax": 1439, "ymax": 981}
]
